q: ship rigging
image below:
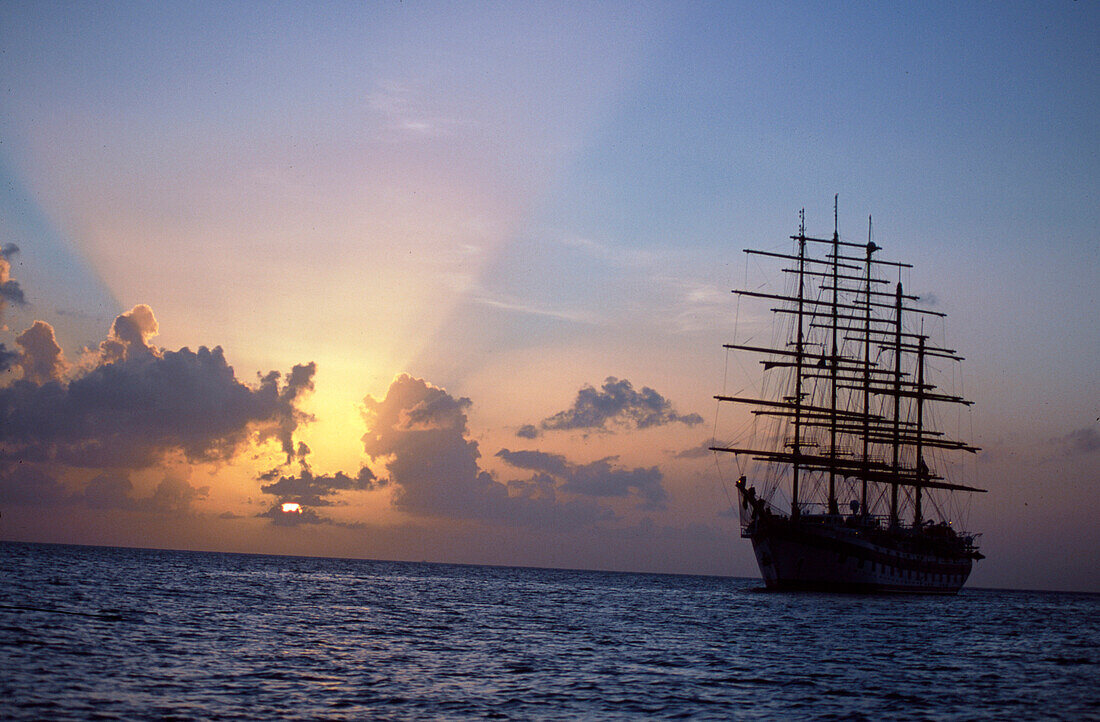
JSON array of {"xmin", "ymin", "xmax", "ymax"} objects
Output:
[{"xmin": 712, "ymin": 200, "xmax": 984, "ymax": 593}]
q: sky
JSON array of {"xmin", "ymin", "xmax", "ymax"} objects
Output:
[{"xmin": 0, "ymin": 2, "xmax": 1097, "ymax": 592}]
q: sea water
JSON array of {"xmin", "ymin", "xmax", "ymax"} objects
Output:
[{"xmin": 1, "ymin": 541, "xmax": 1096, "ymax": 720}]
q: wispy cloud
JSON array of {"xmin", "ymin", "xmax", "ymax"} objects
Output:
[
  {"xmin": 366, "ymin": 80, "xmax": 474, "ymax": 140},
  {"xmin": 468, "ymin": 292, "xmax": 597, "ymax": 324},
  {"xmin": 1057, "ymin": 426, "xmax": 1100, "ymax": 456},
  {"xmin": 557, "ymin": 235, "xmax": 659, "ymax": 269}
]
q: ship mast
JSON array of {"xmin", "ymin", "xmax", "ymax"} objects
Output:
[
  {"xmin": 828, "ymin": 196, "xmax": 840, "ymax": 516},
  {"xmin": 712, "ymin": 206, "xmax": 987, "ymax": 522},
  {"xmin": 914, "ymin": 334, "xmax": 926, "ymax": 526},
  {"xmin": 890, "ymin": 281, "xmax": 903, "ymax": 528},
  {"xmin": 861, "ymin": 217, "xmax": 877, "ymax": 515},
  {"xmin": 791, "ymin": 209, "xmax": 807, "ymax": 518}
]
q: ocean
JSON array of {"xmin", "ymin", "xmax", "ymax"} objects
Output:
[{"xmin": 1, "ymin": 542, "xmax": 1096, "ymax": 720}]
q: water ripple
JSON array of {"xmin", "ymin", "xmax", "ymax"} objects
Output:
[{"xmin": 1, "ymin": 542, "xmax": 1097, "ymax": 720}]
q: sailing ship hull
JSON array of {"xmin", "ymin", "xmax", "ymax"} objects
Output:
[{"xmin": 741, "ymin": 489, "xmax": 973, "ymax": 594}]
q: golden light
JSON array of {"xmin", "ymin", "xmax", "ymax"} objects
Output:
[{"xmin": 281, "ymin": 502, "xmax": 302, "ymax": 514}]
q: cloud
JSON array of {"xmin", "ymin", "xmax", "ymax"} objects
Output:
[
  {"xmin": 256, "ymin": 458, "xmax": 376, "ymax": 527},
  {"xmin": 366, "ymin": 80, "xmax": 473, "ymax": 140},
  {"xmin": 258, "ymin": 502, "xmax": 330, "ymax": 526},
  {"xmin": 78, "ymin": 475, "xmax": 209, "ymax": 515},
  {"xmin": 1059, "ymin": 427, "xmax": 1100, "ymax": 455},
  {"xmin": 361, "ymin": 374, "xmax": 502, "ymax": 518},
  {"xmin": 260, "ymin": 465, "xmax": 381, "ymax": 507},
  {"xmin": 0, "ymin": 344, "xmax": 19, "ymax": 374},
  {"xmin": 361, "ymin": 374, "xmax": 609, "ymax": 528},
  {"xmin": 16, "ymin": 320, "xmax": 68, "ymax": 384},
  {"xmin": 78, "ymin": 474, "xmax": 138, "ymax": 509},
  {"xmin": 0, "ymin": 244, "xmax": 26, "ymax": 326},
  {"xmin": 675, "ymin": 438, "xmax": 719, "ymax": 459},
  {"xmin": 538, "ymin": 377, "xmax": 703, "ymax": 433},
  {"xmin": 516, "ymin": 424, "xmax": 539, "ymax": 439},
  {"xmin": 257, "ymin": 361, "xmax": 317, "ymax": 463},
  {"xmin": 1, "ymin": 337, "xmax": 313, "ymax": 468},
  {"xmin": 497, "ymin": 448, "xmax": 667, "ymax": 509},
  {"xmin": 467, "ymin": 290, "xmax": 596, "ymax": 324},
  {"xmin": 99, "ymin": 304, "xmax": 159, "ymax": 363},
  {"xmin": 0, "ymin": 468, "xmax": 208, "ymax": 516},
  {"xmin": 144, "ymin": 476, "xmax": 210, "ymax": 514},
  {"xmin": 495, "ymin": 449, "xmax": 570, "ymax": 477},
  {"xmin": 0, "ymin": 307, "xmax": 316, "ymax": 510},
  {"xmin": 0, "ymin": 464, "xmax": 70, "ymax": 506}
]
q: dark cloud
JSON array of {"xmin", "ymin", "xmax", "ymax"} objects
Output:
[
  {"xmin": 1060, "ymin": 427, "xmax": 1100, "ymax": 455},
  {"xmin": 675, "ymin": 438, "xmax": 719, "ymax": 459},
  {"xmin": 505, "ymin": 472, "xmax": 558, "ymax": 502},
  {"xmin": 539, "ymin": 377, "xmax": 703, "ymax": 433},
  {"xmin": 79, "ymin": 474, "xmax": 137, "ymax": 509},
  {"xmin": 0, "ymin": 280, "xmax": 25, "ymax": 307},
  {"xmin": 144, "ymin": 477, "xmax": 210, "ymax": 514},
  {"xmin": 361, "ymin": 374, "xmax": 609, "ymax": 528},
  {"xmin": 0, "ymin": 244, "xmax": 26, "ymax": 326},
  {"xmin": 260, "ymin": 466, "xmax": 380, "ymax": 507},
  {"xmin": 0, "ymin": 464, "xmax": 71, "ymax": 506},
  {"xmin": 270, "ymin": 363, "xmax": 316, "ymax": 462},
  {"xmin": 0, "ymin": 307, "xmax": 317, "ymax": 517},
  {"xmin": 1, "ymin": 337, "xmax": 313, "ymax": 468},
  {"xmin": 16, "ymin": 320, "xmax": 68, "ymax": 384},
  {"xmin": 516, "ymin": 424, "xmax": 539, "ymax": 439},
  {"xmin": 258, "ymin": 502, "xmax": 331, "ymax": 526},
  {"xmin": 495, "ymin": 448, "xmax": 570, "ymax": 476},
  {"xmin": 0, "ymin": 344, "xmax": 18, "ymax": 374},
  {"xmin": 496, "ymin": 448, "xmax": 667, "ymax": 509},
  {"xmin": 0, "ymin": 468, "xmax": 208, "ymax": 515},
  {"xmin": 256, "ymin": 434, "xmax": 384, "ymax": 526}
]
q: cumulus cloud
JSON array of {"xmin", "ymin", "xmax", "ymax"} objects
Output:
[
  {"xmin": 0, "ymin": 244, "xmax": 26, "ymax": 327},
  {"xmin": 0, "ymin": 307, "xmax": 316, "ymax": 510},
  {"xmin": 362, "ymin": 374, "xmax": 502, "ymax": 517},
  {"xmin": 1, "ymin": 340, "xmax": 313, "ymax": 468},
  {"xmin": 496, "ymin": 448, "xmax": 667, "ymax": 509},
  {"xmin": 16, "ymin": 320, "xmax": 68, "ymax": 384},
  {"xmin": 361, "ymin": 374, "xmax": 609, "ymax": 527},
  {"xmin": 538, "ymin": 377, "xmax": 703, "ymax": 433},
  {"xmin": 99, "ymin": 304, "xmax": 160, "ymax": 363}
]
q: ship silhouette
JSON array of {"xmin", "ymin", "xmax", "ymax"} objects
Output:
[{"xmin": 712, "ymin": 200, "xmax": 984, "ymax": 593}]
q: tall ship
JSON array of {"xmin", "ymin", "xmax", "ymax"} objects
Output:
[{"xmin": 712, "ymin": 201, "xmax": 984, "ymax": 593}]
